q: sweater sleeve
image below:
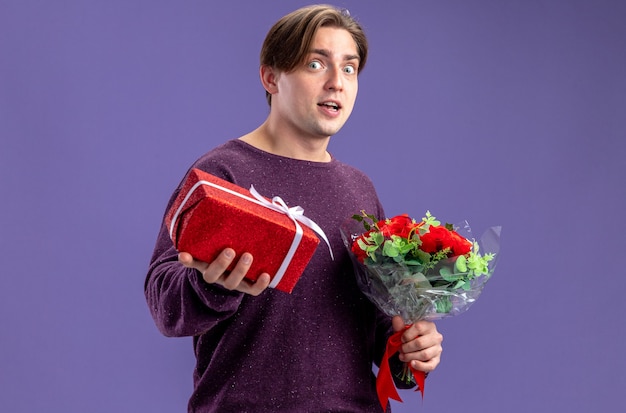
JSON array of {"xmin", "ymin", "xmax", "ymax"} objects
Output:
[{"xmin": 144, "ymin": 220, "xmax": 244, "ymax": 337}]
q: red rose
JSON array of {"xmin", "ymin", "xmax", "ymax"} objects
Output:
[
  {"xmin": 447, "ymin": 229, "xmax": 472, "ymax": 256},
  {"xmin": 419, "ymin": 226, "xmax": 472, "ymax": 257},
  {"xmin": 351, "ymin": 233, "xmax": 371, "ymax": 263},
  {"xmin": 377, "ymin": 214, "xmax": 420, "ymax": 238}
]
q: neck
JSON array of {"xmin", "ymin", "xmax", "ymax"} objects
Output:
[{"xmin": 240, "ymin": 121, "xmax": 332, "ymax": 162}]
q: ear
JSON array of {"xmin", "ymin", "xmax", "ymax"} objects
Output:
[{"xmin": 260, "ymin": 65, "xmax": 280, "ymax": 95}]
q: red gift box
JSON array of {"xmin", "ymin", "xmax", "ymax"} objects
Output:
[{"xmin": 165, "ymin": 168, "xmax": 331, "ymax": 293}]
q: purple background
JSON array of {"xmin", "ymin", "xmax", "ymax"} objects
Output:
[{"xmin": 1, "ymin": 1, "xmax": 625, "ymax": 412}]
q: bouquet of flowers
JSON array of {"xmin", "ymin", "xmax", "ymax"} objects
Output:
[
  {"xmin": 341, "ymin": 210, "xmax": 500, "ymax": 323},
  {"xmin": 340, "ymin": 210, "xmax": 501, "ymax": 409}
]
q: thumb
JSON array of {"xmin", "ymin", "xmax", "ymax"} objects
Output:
[
  {"xmin": 392, "ymin": 315, "xmax": 407, "ymax": 332},
  {"xmin": 178, "ymin": 252, "xmax": 194, "ymax": 267}
]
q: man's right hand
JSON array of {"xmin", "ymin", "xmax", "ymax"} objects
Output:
[{"xmin": 178, "ymin": 249, "xmax": 271, "ymax": 296}]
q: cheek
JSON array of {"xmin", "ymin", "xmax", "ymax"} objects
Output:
[
  {"xmin": 276, "ymin": 87, "xmax": 308, "ymax": 113},
  {"xmin": 343, "ymin": 97, "xmax": 356, "ymax": 118},
  {"xmin": 345, "ymin": 82, "xmax": 358, "ymax": 110}
]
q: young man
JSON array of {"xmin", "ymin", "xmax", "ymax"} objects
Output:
[{"xmin": 145, "ymin": 5, "xmax": 443, "ymax": 412}]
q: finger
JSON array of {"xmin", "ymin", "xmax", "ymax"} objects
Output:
[
  {"xmin": 392, "ymin": 315, "xmax": 406, "ymax": 332},
  {"xmin": 178, "ymin": 252, "xmax": 209, "ymax": 272},
  {"xmin": 202, "ymin": 249, "xmax": 237, "ymax": 284},
  {"xmin": 409, "ymin": 353, "xmax": 441, "ymax": 373},
  {"xmin": 402, "ymin": 320, "xmax": 436, "ymax": 343},
  {"xmin": 221, "ymin": 252, "xmax": 254, "ymax": 290},
  {"xmin": 238, "ymin": 273, "xmax": 272, "ymax": 296},
  {"xmin": 178, "ymin": 251, "xmax": 194, "ymax": 267},
  {"xmin": 402, "ymin": 330, "xmax": 444, "ymax": 354},
  {"xmin": 399, "ymin": 334, "xmax": 444, "ymax": 371},
  {"xmin": 400, "ymin": 340, "xmax": 442, "ymax": 367}
]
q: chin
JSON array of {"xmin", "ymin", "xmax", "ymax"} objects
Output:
[{"xmin": 320, "ymin": 122, "xmax": 347, "ymax": 137}]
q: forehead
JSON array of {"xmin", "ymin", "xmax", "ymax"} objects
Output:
[{"xmin": 309, "ymin": 26, "xmax": 359, "ymax": 57}]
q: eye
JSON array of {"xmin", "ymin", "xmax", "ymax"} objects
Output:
[
  {"xmin": 343, "ymin": 65, "xmax": 356, "ymax": 75},
  {"xmin": 308, "ymin": 61, "xmax": 322, "ymax": 70}
]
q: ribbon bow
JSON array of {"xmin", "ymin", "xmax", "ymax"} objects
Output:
[{"xmin": 249, "ymin": 185, "xmax": 333, "ymax": 288}]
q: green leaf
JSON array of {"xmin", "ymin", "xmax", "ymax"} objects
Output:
[
  {"xmin": 439, "ymin": 266, "xmax": 451, "ymax": 277},
  {"xmin": 422, "ymin": 210, "xmax": 441, "ymax": 227},
  {"xmin": 440, "ymin": 267, "xmax": 462, "ymax": 283},
  {"xmin": 455, "ymin": 255, "xmax": 468, "ymax": 272},
  {"xmin": 371, "ymin": 232, "xmax": 384, "ymax": 246},
  {"xmin": 435, "ymin": 297, "xmax": 452, "ymax": 313},
  {"xmin": 382, "ymin": 240, "xmax": 399, "ymax": 257},
  {"xmin": 356, "ymin": 239, "xmax": 369, "ymax": 250},
  {"xmin": 403, "ymin": 259, "xmax": 425, "ymax": 268},
  {"xmin": 453, "ymin": 280, "xmax": 466, "ymax": 289}
]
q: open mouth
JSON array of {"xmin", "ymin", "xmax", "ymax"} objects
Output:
[{"xmin": 318, "ymin": 101, "xmax": 341, "ymax": 112}]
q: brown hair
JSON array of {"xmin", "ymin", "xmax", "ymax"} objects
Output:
[{"xmin": 260, "ymin": 4, "xmax": 369, "ymax": 105}]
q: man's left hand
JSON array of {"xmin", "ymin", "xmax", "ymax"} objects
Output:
[{"xmin": 392, "ymin": 315, "xmax": 443, "ymax": 373}]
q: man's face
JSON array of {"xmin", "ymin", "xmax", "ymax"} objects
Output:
[{"xmin": 271, "ymin": 26, "xmax": 360, "ymax": 140}]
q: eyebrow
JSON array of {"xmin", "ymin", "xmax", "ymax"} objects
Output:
[{"xmin": 310, "ymin": 48, "xmax": 360, "ymax": 62}]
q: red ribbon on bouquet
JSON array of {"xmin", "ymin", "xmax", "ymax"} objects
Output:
[{"xmin": 377, "ymin": 327, "xmax": 425, "ymax": 411}]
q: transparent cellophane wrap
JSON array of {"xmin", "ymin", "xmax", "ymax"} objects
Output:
[{"xmin": 340, "ymin": 219, "xmax": 501, "ymax": 324}]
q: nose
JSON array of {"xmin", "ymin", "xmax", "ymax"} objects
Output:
[{"xmin": 326, "ymin": 66, "xmax": 343, "ymax": 91}]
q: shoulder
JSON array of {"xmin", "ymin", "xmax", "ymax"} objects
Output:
[
  {"xmin": 189, "ymin": 140, "xmax": 256, "ymax": 183},
  {"xmin": 192, "ymin": 139, "xmax": 245, "ymax": 166},
  {"xmin": 329, "ymin": 159, "xmax": 385, "ymax": 218},
  {"xmin": 330, "ymin": 159, "xmax": 377, "ymax": 189}
]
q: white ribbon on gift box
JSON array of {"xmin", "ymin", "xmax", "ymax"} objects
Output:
[{"xmin": 168, "ymin": 179, "xmax": 334, "ymax": 289}]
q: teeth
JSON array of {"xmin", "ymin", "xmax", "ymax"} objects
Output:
[{"xmin": 321, "ymin": 102, "xmax": 339, "ymax": 109}]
